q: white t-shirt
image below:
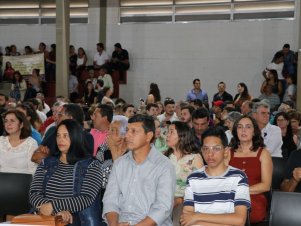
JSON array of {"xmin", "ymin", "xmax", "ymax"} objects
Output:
[
  {"xmin": 267, "ymin": 62, "xmax": 284, "ymax": 80},
  {"xmin": 93, "ymin": 51, "xmax": 109, "ymax": 66}
]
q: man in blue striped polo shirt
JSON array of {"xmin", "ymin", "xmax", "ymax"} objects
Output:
[{"xmin": 180, "ymin": 127, "xmax": 250, "ymax": 226}]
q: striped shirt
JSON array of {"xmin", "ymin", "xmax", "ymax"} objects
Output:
[
  {"xmin": 30, "ymin": 160, "xmax": 102, "ymax": 214},
  {"xmin": 184, "ymin": 166, "xmax": 250, "ymax": 214}
]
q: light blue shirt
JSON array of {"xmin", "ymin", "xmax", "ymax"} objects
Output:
[
  {"xmin": 186, "ymin": 89, "xmax": 208, "ymax": 103},
  {"xmin": 103, "ymin": 146, "xmax": 176, "ymax": 225}
]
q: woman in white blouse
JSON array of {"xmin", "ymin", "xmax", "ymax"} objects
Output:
[{"xmin": 0, "ymin": 109, "xmax": 38, "ymax": 174}]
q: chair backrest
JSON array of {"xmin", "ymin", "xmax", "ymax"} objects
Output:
[
  {"xmin": 0, "ymin": 172, "xmax": 32, "ymax": 216},
  {"xmin": 271, "ymin": 157, "xmax": 285, "ymax": 190},
  {"xmin": 269, "ymin": 191, "xmax": 301, "ymax": 226}
]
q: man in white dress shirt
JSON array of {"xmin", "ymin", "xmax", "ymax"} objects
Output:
[
  {"xmin": 93, "ymin": 43, "xmax": 109, "ymax": 70},
  {"xmin": 252, "ymin": 101, "xmax": 283, "ymax": 157}
]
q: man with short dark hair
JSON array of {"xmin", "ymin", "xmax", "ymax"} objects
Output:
[
  {"xmin": 282, "ymin": 43, "xmax": 296, "ymax": 76},
  {"xmin": 192, "ymin": 107, "xmax": 210, "ymax": 141},
  {"xmin": 157, "ymin": 98, "xmax": 179, "ymax": 128},
  {"xmin": 180, "ymin": 127, "xmax": 250, "ymax": 226},
  {"xmin": 110, "ymin": 43, "xmax": 130, "ymax": 71},
  {"xmin": 91, "ymin": 104, "xmax": 113, "ymax": 156},
  {"xmin": 103, "ymin": 114, "xmax": 175, "ymax": 226},
  {"xmin": 93, "ymin": 43, "xmax": 109, "ymax": 70},
  {"xmin": 146, "ymin": 103, "xmax": 158, "ymax": 117},
  {"xmin": 186, "ymin": 79, "xmax": 208, "ymax": 104},
  {"xmin": 123, "ymin": 104, "xmax": 135, "ymax": 119},
  {"xmin": 213, "ymin": 81, "xmax": 233, "ymax": 102},
  {"xmin": 180, "ymin": 105, "xmax": 195, "ymax": 128}
]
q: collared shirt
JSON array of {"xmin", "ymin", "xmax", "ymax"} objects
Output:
[
  {"xmin": 262, "ymin": 123, "xmax": 283, "ymax": 157},
  {"xmin": 186, "ymin": 89, "xmax": 208, "ymax": 103},
  {"xmin": 102, "ymin": 146, "xmax": 176, "ymax": 226},
  {"xmin": 90, "ymin": 128, "xmax": 108, "ymax": 156}
]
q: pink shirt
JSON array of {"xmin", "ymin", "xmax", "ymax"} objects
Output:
[{"xmin": 90, "ymin": 129, "xmax": 108, "ymax": 156}]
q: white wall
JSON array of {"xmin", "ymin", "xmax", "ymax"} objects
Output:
[
  {"xmin": 106, "ymin": 2, "xmax": 299, "ymax": 106},
  {"xmin": 0, "ymin": 2, "xmax": 298, "ymax": 106}
]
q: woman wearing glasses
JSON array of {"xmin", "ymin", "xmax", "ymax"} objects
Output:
[
  {"xmin": 165, "ymin": 121, "xmax": 203, "ymax": 226},
  {"xmin": 229, "ymin": 115, "xmax": 272, "ymax": 223}
]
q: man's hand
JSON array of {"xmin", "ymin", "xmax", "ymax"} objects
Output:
[
  {"xmin": 180, "ymin": 211, "xmax": 197, "ymax": 226},
  {"xmin": 57, "ymin": 211, "xmax": 73, "ymax": 224},
  {"xmin": 39, "ymin": 202, "xmax": 53, "ymax": 216},
  {"xmin": 31, "ymin": 145, "xmax": 50, "ymax": 164},
  {"xmin": 108, "ymin": 124, "xmax": 127, "ymax": 161},
  {"xmin": 293, "ymin": 167, "xmax": 301, "ymax": 182}
]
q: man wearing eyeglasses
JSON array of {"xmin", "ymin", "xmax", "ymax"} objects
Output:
[{"xmin": 180, "ymin": 127, "xmax": 250, "ymax": 226}]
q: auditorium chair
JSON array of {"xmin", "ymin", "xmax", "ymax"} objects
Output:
[
  {"xmin": 269, "ymin": 191, "xmax": 301, "ymax": 226},
  {"xmin": 0, "ymin": 172, "xmax": 32, "ymax": 220},
  {"xmin": 271, "ymin": 157, "xmax": 285, "ymax": 190}
]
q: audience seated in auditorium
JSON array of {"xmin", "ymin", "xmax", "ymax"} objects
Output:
[
  {"xmin": 233, "ymin": 82, "xmax": 252, "ymax": 108},
  {"xmin": 146, "ymin": 103, "xmax": 158, "ymax": 117},
  {"xmin": 29, "ymin": 119, "xmax": 102, "ymax": 225},
  {"xmin": 165, "ymin": 121, "xmax": 203, "ymax": 226},
  {"xmin": 103, "ymin": 114, "xmax": 175, "ymax": 225},
  {"xmin": 186, "ymin": 78, "xmax": 208, "ymax": 104},
  {"xmin": 181, "ymin": 127, "xmax": 250, "ymax": 226},
  {"xmin": 213, "ymin": 81, "xmax": 233, "ymax": 102},
  {"xmin": 252, "ymin": 101, "xmax": 282, "ymax": 157},
  {"xmin": 273, "ymin": 112, "xmax": 298, "ymax": 160},
  {"xmin": 229, "ymin": 115, "xmax": 272, "ymax": 223}
]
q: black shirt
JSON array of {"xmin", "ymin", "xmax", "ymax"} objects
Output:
[
  {"xmin": 213, "ymin": 91, "xmax": 233, "ymax": 102},
  {"xmin": 112, "ymin": 49, "xmax": 129, "ymax": 61}
]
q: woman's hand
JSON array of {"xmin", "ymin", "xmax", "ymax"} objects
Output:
[
  {"xmin": 57, "ymin": 211, "xmax": 73, "ymax": 224},
  {"xmin": 39, "ymin": 202, "xmax": 53, "ymax": 216},
  {"xmin": 108, "ymin": 122, "xmax": 127, "ymax": 161}
]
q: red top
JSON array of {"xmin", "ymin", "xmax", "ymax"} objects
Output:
[{"xmin": 229, "ymin": 148, "xmax": 263, "ymax": 186}]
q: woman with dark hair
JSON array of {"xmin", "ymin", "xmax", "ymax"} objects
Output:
[
  {"xmin": 274, "ymin": 112, "xmax": 298, "ymax": 159},
  {"xmin": 101, "ymin": 87, "xmax": 114, "ymax": 106},
  {"xmin": 0, "ymin": 109, "xmax": 37, "ymax": 174},
  {"xmin": 146, "ymin": 83, "xmax": 161, "ymax": 104},
  {"xmin": 84, "ymin": 80, "xmax": 97, "ymax": 106},
  {"xmin": 29, "ymin": 119, "xmax": 102, "ymax": 225},
  {"xmin": 165, "ymin": 121, "xmax": 203, "ymax": 226},
  {"xmin": 10, "ymin": 71, "xmax": 27, "ymax": 101},
  {"xmin": 17, "ymin": 103, "xmax": 42, "ymax": 145},
  {"xmin": 76, "ymin": 47, "xmax": 88, "ymax": 77},
  {"xmin": 3, "ymin": 61, "xmax": 15, "ymax": 81},
  {"xmin": 229, "ymin": 115, "xmax": 272, "ymax": 223},
  {"xmin": 261, "ymin": 69, "xmax": 283, "ymax": 97},
  {"xmin": 69, "ymin": 45, "xmax": 77, "ymax": 72},
  {"xmin": 233, "ymin": 82, "xmax": 252, "ymax": 108}
]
